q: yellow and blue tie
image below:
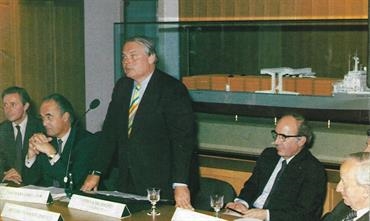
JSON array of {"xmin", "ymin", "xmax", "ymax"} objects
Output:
[{"xmin": 128, "ymin": 83, "xmax": 141, "ymax": 136}]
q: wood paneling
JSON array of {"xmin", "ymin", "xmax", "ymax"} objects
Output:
[
  {"xmin": 0, "ymin": 0, "xmax": 85, "ymax": 121},
  {"xmin": 179, "ymin": 0, "xmax": 368, "ymax": 21}
]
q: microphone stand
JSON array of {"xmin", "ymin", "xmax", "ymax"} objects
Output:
[{"xmin": 64, "ymin": 99, "xmax": 100, "ymax": 198}]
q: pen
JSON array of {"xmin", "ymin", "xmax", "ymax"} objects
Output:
[{"xmin": 226, "ymin": 207, "xmax": 244, "ymax": 215}]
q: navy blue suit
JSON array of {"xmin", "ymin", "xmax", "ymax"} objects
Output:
[
  {"xmin": 0, "ymin": 115, "xmax": 43, "ymax": 184},
  {"xmin": 238, "ymin": 147, "xmax": 327, "ymax": 221},
  {"xmin": 92, "ymin": 69, "xmax": 199, "ymax": 200}
]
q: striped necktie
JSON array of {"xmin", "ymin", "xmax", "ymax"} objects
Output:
[
  {"xmin": 128, "ymin": 83, "xmax": 141, "ymax": 136},
  {"xmin": 342, "ymin": 210, "xmax": 357, "ymax": 221}
]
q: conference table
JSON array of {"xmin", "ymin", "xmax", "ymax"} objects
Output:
[{"xmin": 0, "ymin": 198, "xmax": 239, "ymax": 221}]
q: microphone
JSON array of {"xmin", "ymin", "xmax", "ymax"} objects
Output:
[{"xmin": 64, "ymin": 99, "xmax": 100, "ymax": 193}]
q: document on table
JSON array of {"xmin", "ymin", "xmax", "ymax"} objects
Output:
[
  {"xmin": 93, "ymin": 190, "xmax": 147, "ymax": 201},
  {"xmin": 22, "ymin": 185, "xmax": 66, "ymax": 200}
]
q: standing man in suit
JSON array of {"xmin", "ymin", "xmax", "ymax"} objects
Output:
[
  {"xmin": 226, "ymin": 113, "xmax": 327, "ymax": 221},
  {"xmin": 24, "ymin": 93, "xmax": 96, "ymax": 189},
  {"xmin": 322, "ymin": 152, "xmax": 369, "ymax": 221},
  {"xmin": 0, "ymin": 86, "xmax": 43, "ymax": 184},
  {"xmin": 82, "ymin": 36, "xmax": 199, "ymax": 209}
]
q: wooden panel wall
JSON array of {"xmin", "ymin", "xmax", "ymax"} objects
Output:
[
  {"xmin": 0, "ymin": 0, "xmax": 85, "ymax": 121},
  {"xmin": 179, "ymin": 0, "xmax": 368, "ymax": 21}
]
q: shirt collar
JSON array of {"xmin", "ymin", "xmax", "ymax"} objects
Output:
[
  {"xmin": 12, "ymin": 115, "xmax": 28, "ymax": 130},
  {"xmin": 355, "ymin": 207, "xmax": 369, "ymax": 220},
  {"xmin": 58, "ymin": 128, "xmax": 71, "ymax": 145}
]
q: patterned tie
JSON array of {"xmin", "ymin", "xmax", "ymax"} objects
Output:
[
  {"xmin": 128, "ymin": 83, "xmax": 141, "ymax": 136},
  {"xmin": 342, "ymin": 210, "xmax": 357, "ymax": 221},
  {"xmin": 15, "ymin": 125, "xmax": 23, "ymax": 172},
  {"xmin": 263, "ymin": 160, "xmax": 287, "ymax": 208}
]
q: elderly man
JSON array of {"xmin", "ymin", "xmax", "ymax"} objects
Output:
[
  {"xmin": 0, "ymin": 86, "xmax": 43, "ymax": 184},
  {"xmin": 322, "ymin": 152, "xmax": 370, "ymax": 221},
  {"xmin": 226, "ymin": 113, "xmax": 327, "ymax": 221}
]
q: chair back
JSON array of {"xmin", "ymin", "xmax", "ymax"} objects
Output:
[{"xmin": 193, "ymin": 177, "xmax": 236, "ymax": 211}]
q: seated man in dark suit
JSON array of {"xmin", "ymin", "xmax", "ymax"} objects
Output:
[
  {"xmin": 322, "ymin": 152, "xmax": 369, "ymax": 221},
  {"xmin": 0, "ymin": 86, "xmax": 43, "ymax": 184},
  {"xmin": 24, "ymin": 93, "xmax": 96, "ymax": 189},
  {"xmin": 226, "ymin": 113, "xmax": 327, "ymax": 221}
]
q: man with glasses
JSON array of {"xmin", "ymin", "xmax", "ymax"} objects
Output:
[
  {"xmin": 0, "ymin": 86, "xmax": 43, "ymax": 184},
  {"xmin": 226, "ymin": 113, "xmax": 327, "ymax": 221}
]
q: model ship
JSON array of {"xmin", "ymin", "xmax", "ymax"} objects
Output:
[{"xmin": 332, "ymin": 55, "xmax": 370, "ymax": 95}]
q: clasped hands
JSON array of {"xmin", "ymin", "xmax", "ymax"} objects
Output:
[
  {"xmin": 28, "ymin": 133, "xmax": 55, "ymax": 159},
  {"xmin": 226, "ymin": 202, "xmax": 267, "ymax": 220}
]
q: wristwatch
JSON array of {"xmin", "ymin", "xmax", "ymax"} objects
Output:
[
  {"xmin": 47, "ymin": 152, "xmax": 57, "ymax": 160},
  {"xmin": 89, "ymin": 170, "xmax": 102, "ymax": 176}
]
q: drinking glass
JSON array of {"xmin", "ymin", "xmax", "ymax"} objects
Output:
[
  {"xmin": 210, "ymin": 194, "xmax": 224, "ymax": 217},
  {"xmin": 147, "ymin": 188, "xmax": 161, "ymax": 216}
]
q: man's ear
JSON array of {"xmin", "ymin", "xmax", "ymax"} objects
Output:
[
  {"xmin": 148, "ymin": 54, "xmax": 156, "ymax": 64},
  {"xmin": 24, "ymin": 102, "xmax": 30, "ymax": 112},
  {"xmin": 297, "ymin": 136, "xmax": 307, "ymax": 146},
  {"xmin": 62, "ymin": 112, "xmax": 70, "ymax": 123}
]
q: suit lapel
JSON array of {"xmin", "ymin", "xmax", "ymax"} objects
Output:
[
  {"xmin": 130, "ymin": 70, "xmax": 161, "ymax": 136},
  {"xmin": 358, "ymin": 211, "xmax": 370, "ymax": 221}
]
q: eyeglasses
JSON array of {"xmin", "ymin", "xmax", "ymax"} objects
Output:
[{"xmin": 271, "ymin": 130, "xmax": 301, "ymax": 142}]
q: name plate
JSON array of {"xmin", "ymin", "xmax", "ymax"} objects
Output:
[
  {"xmin": 171, "ymin": 208, "xmax": 227, "ymax": 221},
  {"xmin": 0, "ymin": 186, "xmax": 52, "ymax": 204},
  {"xmin": 1, "ymin": 203, "xmax": 62, "ymax": 221},
  {"xmin": 68, "ymin": 194, "xmax": 130, "ymax": 218}
]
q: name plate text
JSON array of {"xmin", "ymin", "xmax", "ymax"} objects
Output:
[
  {"xmin": 1, "ymin": 203, "xmax": 61, "ymax": 221},
  {"xmin": 0, "ymin": 186, "xmax": 52, "ymax": 204},
  {"xmin": 68, "ymin": 194, "xmax": 130, "ymax": 218}
]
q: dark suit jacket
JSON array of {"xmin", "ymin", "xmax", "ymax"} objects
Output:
[
  {"xmin": 93, "ymin": 69, "xmax": 199, "ymax": 200},
  {"xmin": 0, "ymin": 115, "xmax": 43, "ymax": 183},
  {"xmin": 322, "ymin": 200, "xmax": 369, "ymax": 221},
  {"xmin": 23, "ymin": 126, "xmax": 96, "ymax": 189},
  {"xmin": 238, "ymin": 147, "xmax": 327, "ymax": 221}
]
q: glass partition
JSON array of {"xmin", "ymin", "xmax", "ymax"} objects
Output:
[{"xmin": 114, "ymin": 20, "xmax": 369, "ymax": 124}]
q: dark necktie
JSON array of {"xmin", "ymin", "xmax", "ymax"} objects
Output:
[
  {"xmin": 52, "ymin": 139, "xmax": 63, "ymax": 187},
  {"xmin": 57, "ymin": 139, "xmax": 63, "ymax": 154},
  {"xmin": 263, "ymin": 160, "xmax": 287, "ymax": 208},
  {"xmin": 15, "ymin": 125, "xmax": 23, "ymax": 172},
  {"xmin": 342, "ymin": 210, "xmax": 357, "ymax": 221}
]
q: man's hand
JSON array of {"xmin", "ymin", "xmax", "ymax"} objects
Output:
[
  {"xmin": 174, "ymin": 186, "xmax": 193, "ymax": 210},
  {"xmin": 242, "ymin": 208, "xmax": 267, "ymax": 220},
  {"xmin": 226, "ymin": 202, "xmax": 249, "ymax": 214},
  {"xmin": 80, "ymin": 175, "xmax": 100, "ymax": 192},
  {"xmin": 3, "ymin": 168, "xmax": 22, "ymax": 184},
  {"xmin": 29, "ymin": 133, "xmax": 54, "ymax": 156}
]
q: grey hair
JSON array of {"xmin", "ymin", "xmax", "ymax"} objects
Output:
[
  {"xmin": 347, "ymin": 152, "xmax": 370, "ymax": 186},
  {"xmin": 124, "ymin": 36, "xmax": 158, "ymax": 63}
]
